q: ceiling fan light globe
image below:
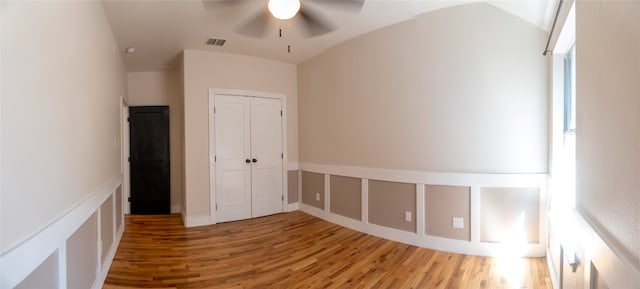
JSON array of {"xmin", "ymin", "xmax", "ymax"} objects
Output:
[{"xmin": 268, "ymin": 0, "xmax": 301, "ymax": 20}]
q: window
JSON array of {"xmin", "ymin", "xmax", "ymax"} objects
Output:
[
  {"xmin": 549, "ymin": 1, "xmax": 576, "ymax": 210},
  {"xmin": 564, "ymin": 44, "xmax": 576, "ymax": 133},
  {"xmin": 562, "ymin": 42, "xmax": 576, "ymax": 207}
]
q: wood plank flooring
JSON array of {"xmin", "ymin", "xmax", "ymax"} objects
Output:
[{"xmin": 104, "ymin": 211, "xmax": 552, "ymax": 289}]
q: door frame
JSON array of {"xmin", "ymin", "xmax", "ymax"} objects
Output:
[
  {"xmin": 121, "ymin": 96, "xmax": 131, "ymax": 214},
  {"xmin": 208, "ymin": 88, "xmax": 288, "ymax": 224}
]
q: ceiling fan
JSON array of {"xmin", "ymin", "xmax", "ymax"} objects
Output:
[{"xmin": 203, "ymin": 0, "xmax": 365, "ymax": 38}]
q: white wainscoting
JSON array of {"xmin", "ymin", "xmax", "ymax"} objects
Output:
[
  {"xmin": 546, "ymin": 209, "xmax": 640, "ymax": 289},
  {"xmin": 0, "ymin": 175, "xmax": 125, "ymax": 289},
  {"xmin": 295, "ymin": 162, "xmax": 549, "ymax": 258}
]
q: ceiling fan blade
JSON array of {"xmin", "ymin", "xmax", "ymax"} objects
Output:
[
  {"xmin": 202, "ymin": 0, "xmax": 240, "ymax": 10},
  {"xmin": 236, "ymin": 10, "xmax": 271, "ymax": 38},
  {"xmin": 298, "ymin": 7, "xmax": 335, "ymax": 37},
  {"xmin": 305, "ymin": 0, "xmax": 365, "ymax": 12}
]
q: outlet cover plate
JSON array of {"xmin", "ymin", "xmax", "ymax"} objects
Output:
[
  {"xmin": 405, "ymin": 211, "xmax": 412, "ymax": 222},
  {"xmin": 452, "ymin": 217, "xmax": 464, "ymax": 229}
]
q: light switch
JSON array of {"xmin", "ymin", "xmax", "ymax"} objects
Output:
[
  {"xmin": 453, "ymin": 217, "xmax": 464, "ymax": 229},
  {"xmin": 315, "ymin": 193, "xmax": 320, "ymax": 201}
]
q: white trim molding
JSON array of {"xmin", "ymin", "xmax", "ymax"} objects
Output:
[
  {"xmin": 546, "ymin": 247, "xmax": 561, "ymax": 289},
  {"xmin": 183, "ymin": 215, "xmax": 211, "ymax": 228},
  {"xmin": 547, "ymin": 209, "xmax": 640, "ymax": 289},
  {"xmin": 92, "ymin": 220, "xmax": 124, "ymax": 289},
  {"xmin": 287, "ymin": 162, "xmax": 299, "ymax": 171},
  {"xmin": 299, "ymin": 162, "xmax": 548, "ymax": 188},
  {"xmin": 0, "ymin": 175, "xmax": 124, "ymax": 289},
  {"xmin": 297, "ymin": 162, "xmax": 548, "ymax": 258},
  {"xmin": 286, "ymin": 203, "xmax": 299, "ymax": 212}
]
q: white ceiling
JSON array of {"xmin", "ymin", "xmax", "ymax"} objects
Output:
[{"xmin": 101, "ymin": 0, "xmax": 558, "ymax": 72}]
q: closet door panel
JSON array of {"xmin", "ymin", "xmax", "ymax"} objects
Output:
[
  {"xmin": 251, "ymin": 97, "xmax": 284, "ymax": 218},
  {"xmin": 215, "ymin": 95, "xmax": 252, "ymax": 222}
]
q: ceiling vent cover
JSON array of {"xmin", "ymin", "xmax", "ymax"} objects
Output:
[{"xmin": 207, "ymin": 38, "xmax": 226, "ymax": 46}]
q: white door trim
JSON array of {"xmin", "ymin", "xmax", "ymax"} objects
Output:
[
  {"xmin": 121, "ymin": 97, "xmax": 131, "ymax": 214},
  {"xmin": 208, "ymin": 88, "xmax": 287, "ymax": 225}
]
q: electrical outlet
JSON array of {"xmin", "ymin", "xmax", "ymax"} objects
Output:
[
  {"xmin": 452, "ymin": 217, "xmax": 464, "ymax": 229},
  {"xmin": 315, "ymin": 193, "xmax": 320, "ymax": 201},
  {"xmin": 405, "ymin": 211, "xmax": 412, "ymax": 222}
]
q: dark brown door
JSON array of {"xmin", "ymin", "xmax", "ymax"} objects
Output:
[{"xmin": 129, "ymin": 106, "xmax": 170, "ymax": 214}]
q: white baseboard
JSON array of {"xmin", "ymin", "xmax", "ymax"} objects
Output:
[
  {"xmin": 183, "ymin": 215, "xmax": 211, "ymax": 228},
  {"xmin": 286, "ymin": 203, "xmax": 299, "ymax": 212}
]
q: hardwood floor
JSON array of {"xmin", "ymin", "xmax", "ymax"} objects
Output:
[{"xmin": 104, "ymin": 211, "xmax": 552, "ymax": 289}]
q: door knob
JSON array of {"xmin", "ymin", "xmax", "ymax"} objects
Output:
[
  {"xmin": 245, "ymin": 159, "xmax": 251, "ymax": 163},
  {"xmin": 252, "ymin": 158, "xmax": 258, "ymax": 163}
]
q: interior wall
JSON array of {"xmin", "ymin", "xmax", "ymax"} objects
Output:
[
  {"xmin": 182, "ymin": 50, "xmax": 298, "ymax": 220},
  {"xmin": 298, "ymin": 2, "xmax": 547, "ymax": 174},
  {"xmin": 329, "ymin": 175, "xmax": 361, "ymax": 221},
  {"xmin": 480, "ymin": 187, "xmax": 540, "ymax": 243},
  {"xmin": 100, "ymin": 196, "xmax": 114, "ymax": 264},
  {"xmin": 127, "ymin": 71, "xmax": 183, "ymax": 213},
  {"xmin": 425, "ymin": 185, "xmax": 470, "ymax": 241},
  {"xmin": 368, "ymin": 180, "xmax": 416, "ymax": 233},
  {"xmin": 1, "ymin": 1, "xmax": 127, "ymax": 254},
  {"xmin": 177, "ymin": 54, "xmax": 186, "ymax": 215},
  {"xmin": 287, "ymin": 170, "xmax": 299, "ymax": 204},
  {"xmin": 15, "ymin": 252, "xmax": 58, "ymax": 289},
  {"xmin": 576, "ymin": 0, "xmax": 640, "ymax": 271},
  {"xmin": 301, "ymin": 171, "xmax": 324, "ymax": 210},
  {"xmin": 66, "ymin": 213, "xmax": 98, "ymax": 289}
]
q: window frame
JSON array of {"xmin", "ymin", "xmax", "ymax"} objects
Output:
[{"xmin": 563, "ymin": 44, "xmax": 576, "ymax": 134}]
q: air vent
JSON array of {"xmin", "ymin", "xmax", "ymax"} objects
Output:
[{"xmin": 206, "ymin": 38, "xmax": 226, "ymax": 47}]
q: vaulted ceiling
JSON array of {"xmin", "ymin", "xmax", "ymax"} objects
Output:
[{"xmin": 101, "ymin": 0, "xmax": 558, "ymax": 72}]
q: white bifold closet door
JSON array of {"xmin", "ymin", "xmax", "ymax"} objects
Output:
[{"xmin": 214, "ymin": 94, "xmax": 283, "ymax": 223}]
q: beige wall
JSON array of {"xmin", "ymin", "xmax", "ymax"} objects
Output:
[
  {"xmin": 15, "ymin": 252, "xmax": 58, "ymax": 289},
  {"xmin": 301, "ymin": 171, "xmax": 324, "ymax": 209},
  {"xmin": 298, "ymin": 3, "xmax": 547, "ymax": 173},
  {"xmin": 576, "ymin": 0, "xmax": 640, "ymax": 271},
  {"xmin": 177, "ymin": 54, "xmax": 187, "ymax": 214},
  {"xmin": 115, "ymin": 186, "xmax": 123, "ymax": 233},
  {"xmin": 425, "ymin": 185, "xmax": 470, "ymax": 241},
  {"xmin": 67, "ymin": 213, "xmax": 98, "ymax": 289},
  {"xmin": 182, "ymin": 50, "xmax": 298, "ymax": 220},
  {"xmin": 287, "ymin": 170, "xmax": 298, "ymax": 204},
  {"xmin": 368, "ymin": 180, "xmax": 416, "ymax": 233},
  {"xmin": 330, "ymin": 175, "xmax": 361, "ymax": 221},
  {"xmin": 100, "ymin": 196, "xmax": 114, "ymax": 264},
  {"xmin": 1, "ymin": 1, "xmax": 126, "ymax": 253},
  {"xmin": 128, "ymin": 71, "xmax": 183, "ymax": 213},
  {"xmin": 480, "ymin": 187, "xmax": 539, "ymax": 243}
]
